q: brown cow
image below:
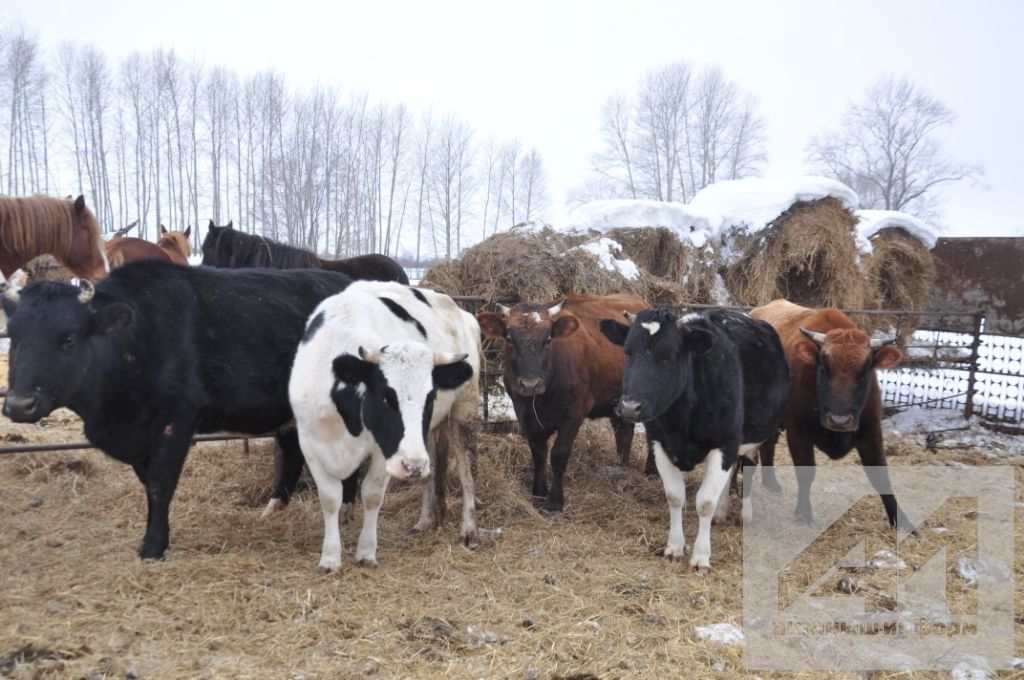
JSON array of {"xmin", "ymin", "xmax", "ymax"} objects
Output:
[
  {"xmin": 105, "ymin": 225, "xmax": 191, "ymax": 269},
  {"xmin": 751, "ymin": 299, "xmax": 913, "ymax": 531},
  {"xmin": 478, "ymin": 293, "xmax": 650, "ymax": 513}
]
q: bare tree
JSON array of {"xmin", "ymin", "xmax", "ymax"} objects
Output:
[
  {"xmin": 580, "ymin": 60, "xmax": 766, "ymax": 204},
  {"xmin": 807, "ymin": 75, "xmax": 982, "ymax": 219},
  {"xmin": 518, "ymin": 147, "xmax": 548, "ymax": 222}
]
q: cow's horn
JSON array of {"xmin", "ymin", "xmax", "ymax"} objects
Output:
[
  {"xmin": 358, "ymin": 346, "xmax": 382, "ymax": 364},
  {"xmin": 799, "ymin": 328, "xmax": 827, "ymax": 345},
  {"xmin": 496, "ymin": 303, "xmax": 511, "ymax": 317},
  {"xmin": 869, "ymin": 337, "xmax": 898, "ymax": 349},
  {"xmin": 1, "ymin": 281, "xmax": 20, "ymax": 302},
  {"xmin": 547, "ymin": 299, "xmax": 566, "ymax": 316},
  {"xmin": 77, "ymin": 280, "xmax": 95, "ymax": 303},
  {"xmin": 434, "ymin": 351, "xmax": 469, "ymax": 366},
  {"xmin": 623, "ymin": 311, "xmax": 637, "ymax": 323}
]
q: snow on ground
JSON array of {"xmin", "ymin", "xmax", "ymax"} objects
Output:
[
  {"xmin": 686, "ymin": 176, "xmax": 859, "ymax": 234},
  {"xmin": 855, "ymin": 209, "xmax": 938, "ymax": 252},
  {"xmin": 695, "ymin": 623, "xmax": 745, "ymax": 646},
  {"xmin": 570, "ymin": 237, "xmax": 641, "ymax": 280},
  {"xmin": 884, "ymin": 406, "xmax": 1024, "ymax": 457}
]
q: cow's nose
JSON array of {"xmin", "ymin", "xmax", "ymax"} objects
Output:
[
  {"xmin": 3, "ymin": 392, "xmax": 40, "ymax": 422},
  {"xmin": 825, "ymin": 412, "xmax": 856, "ymax": 431},
  {"xmin": 402, "ymin": 460, "xmax": 426, "ymax": 478},
  {"xmin": 517, "ymin": 377, "xmax": 543, "ymax": 394},
  {"xmin": 619, "ymin": 399, "xmax": 642, "ymax": 421}
]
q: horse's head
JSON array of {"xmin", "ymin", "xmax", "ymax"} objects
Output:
[
  {"xmin": 65, "ymin": 195, "xmax": 108, "ymax": 280},
  {"xmin": 159, "ymin": 224, "xmax": 192, "ymax": 259},
  {"xmin": 200, "ymin": 219, "xmax": 233, "ymax": 267}
]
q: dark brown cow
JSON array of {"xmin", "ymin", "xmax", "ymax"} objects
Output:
[
  {"xmin": 478, "ymin": 293, "xmax": 650, "ymax": 513},
  {"xmin": 751, "ymin": 299, "xmax": 912, "ymax": 531}
]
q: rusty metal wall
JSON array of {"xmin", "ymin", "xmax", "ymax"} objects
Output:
[{"xmin": 927, "ymin": 237, "xmax": 1024, "ymax": 335}]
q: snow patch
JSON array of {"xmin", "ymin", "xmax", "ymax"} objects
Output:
[
  {"xmin": 868, "ymin": 549, "xmax": 908, "ymax": 571},
  {"xmin": 571, "ymin": 237, "xmax": 640, "ymax": 280},
  {"xmin": 855, "ymin": 209, "xmax": 938, "ymax": 252},
  {"xmin": 567, "ymin": 199, "xmax": 711, "ymax": 247},
  {"xmin": 695, "ymin": 623, "xmax": 745, "ymax": 646},
  {"xmin": 687, "ymin": 176, "xmax": 859, "ymax": 235}
]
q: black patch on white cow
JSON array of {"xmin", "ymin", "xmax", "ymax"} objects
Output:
[
  {"xmin": 302, "ymin": 311, "xmax": 325, "ymax": 344},
  {"xmin": 422, "ymin": 389, "xmax": 437, "ymax": 441},
  {"xmin": 379, "ymin": 297, "xmax": 427, "ymax": 338},
  {"xmin": 411, "ymin": 288, "xmax": 430, "ymax": 307},
  {"xmin": 332, "ymin": 352, "xmax": 405, "ymax": 458}
]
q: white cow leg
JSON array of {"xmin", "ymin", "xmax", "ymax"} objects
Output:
[
  {"xmin": 306, "ymin": 456, "xmax": 345, "ymax": 574},
  {"xmin": 713, "ymin": 464, "xmax": 735, "ymax": 524},
  {"xmin": 692, "ymin": 449, "xmax": 734, "ymax": 573},
  {"xmin": 653, "ymin": 441, "xmax": 687, "ymax": 562},
  {"xmin": 355, "ymin": 453, "xmax": 391, "ymax": 567},
  {"xmin": 413, "ymin": 432, "xmax": 439, "ymax": 533}
]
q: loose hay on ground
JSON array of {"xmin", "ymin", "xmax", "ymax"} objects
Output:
[{"xmin": 1, "ymin": 347, "xmax": 1021, "ymax": 678}]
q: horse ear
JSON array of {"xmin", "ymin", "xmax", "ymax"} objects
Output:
[
  {"xmin": 160, "ymin": 224, "xmax": 167, "ymax": 234},
  {"xmin": 74, "ymin": 195, "xmax": 86, "ymax": 213},
  {"xmin": 185, "ymin": 225, "xmax": 192, "ymax": 238},
  {"xmin": 207, "ymin": 219, "xmax": 216, "ymax": 231},
  {"xmin": 226, "ymin": 220, "xmax": 233, "ymax": 229}
]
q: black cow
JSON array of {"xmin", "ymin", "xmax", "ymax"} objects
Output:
[
  {"xmin": 1, "ymin": 260, "xmax": 353, "ymax": 559},
  {"xmin": 601, "ymin": 307, "xmax": 789, "ymax": 572}
]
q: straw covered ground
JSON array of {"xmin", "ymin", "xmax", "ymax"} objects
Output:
[{"xmin": 1, "ymin": 352, "xmax": 1022, "ymax": 679}]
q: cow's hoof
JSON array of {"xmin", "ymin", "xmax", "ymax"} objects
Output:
[
  {"xmin": 541, "ymin": 503, "xmax": 564, "ymax": 517},
  {"xmin": 795, "ymin": 511, "xmax": 815, "ymax": 527},
  {"xmin": 411, "ymin": 519, "xmax": 436, "ymax": 534},
  {"xmin": 356, "ymin": 557, "xmax": 379, "ymax": 569},
  {"xmin": 643, "ymin": 465, "xmax": 659, "ymax": 478},
  {"xmin": 761, "ymin": 477, "xmax": 783, "ymax": 494},
  {"xmin": 461, "ymin": 530, "xmax": 479, "ymax": 549},
  {"xmin": 316, "ymin": 560, "xmax": 341, "ymax": 575},
  {"xmin": 662, "ymin": 545, "xmax": 687, "ymax": 562},
  {"xmin": 340, "ymin": 502, "xmax": 356, "ymax": 524},
  {"xmin": 691, "ymin": 564, "xmax": 710, "ymax": 576},
  {"xmin": 260, "ymin": 497, "xmax": 286, "ymax": 520},
  {"xmin": 138, "ymin": 540, "xmax": 167, "ymax": 561}
]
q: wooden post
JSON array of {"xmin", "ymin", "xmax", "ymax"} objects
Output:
[{"xmin": 963, "ymin": 311, "xmax": 985, "ymax": 420}]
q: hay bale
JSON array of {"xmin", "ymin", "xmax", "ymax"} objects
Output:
[
  {"xmin": 862, "ymin": 226, "xmax": 936, "ymax": 311},
  {"xmin": 721, "ymin": 197, "xmax": 865, "ymax": 309},
  {"xmin": 421, "ymin": 225, "xmax": 688, "ymax": 306}
]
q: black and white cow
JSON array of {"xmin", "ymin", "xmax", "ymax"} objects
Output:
[
  {"xmin": 0, "ymin": 260, "xmax": 353, "ymax": 559},
  {"xmin": 289, "ymin": 281, "xmax": 480, "ymax": 572},
  {"xmin": 600, "ymin": 307, "xmax": 790, "ymax": 571}
]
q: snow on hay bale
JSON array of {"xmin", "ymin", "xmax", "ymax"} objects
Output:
[
  {"xmin": 856, "ymin": 210, "xmax": 937, "ymax": 311},
  {"xmin": 689, "ymin": 177, "xmax": 866, "ymax": 309},
  {"xmin": 421, "ymin": 224, "xmax": 687, "ymax": 306}
]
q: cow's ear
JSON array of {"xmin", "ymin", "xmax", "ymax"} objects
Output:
[
  {"xmin": 599, "ymin": 319, "xmax": 629, "ymax": 346},
  {"xmin": 433, "ymin": 360, "xmax": 473, "ymax": 391},
  {"xmin": 682, "ymin": 327, "xmax": 715, "ymax": 355},
  {"xmin": 74, "ymin": 194, "xmax": 86, "ymax": 213},
  {"xmin": 92, "ymin": 302, "xmax": 134, "ymax": 334},
  {"xmin": 552, "ymin": 315, "xmax": 579, "ymax": 339},
  {"xmin": 332, "ymin": 353, "xmax": 375, "ymax": 385},
  {"xmin": 476, "ymin": 312, "xmax": 506, "ymax": 339},
  {"xmin": 873, "ymin": 345, "xmax": 901, "ymax": 370},
  {"xmin": 794, "ymin": 339, "xmax": 818, "ymax": 364}
]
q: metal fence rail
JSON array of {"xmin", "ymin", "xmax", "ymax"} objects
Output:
[{"xmin": 1, "ymin": 297, "xmax": 1021, "ymax": 458}]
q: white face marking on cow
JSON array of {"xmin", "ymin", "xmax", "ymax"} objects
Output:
[
  {"xmin": 641, "ymin": 321, "xmax": 661, "ymax": 335},
  {"xmin": 680, "ymin": 313, "xmax": 700, "ymax": 324},
  {"xmin": 355, "ymin": 383, "xmax": 366, "ymax": 397},
  {"xmin": 375, "ymin": 342, "xmax": 434, "ymax": 480},
  {"xmin": 531, "ymin": 312, "xmax": 542, "ymax": 324}
]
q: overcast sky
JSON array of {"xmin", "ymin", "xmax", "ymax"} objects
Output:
[{"xmin": 4, "ymin": 0, "xmax": 1021, "ymax": 236}]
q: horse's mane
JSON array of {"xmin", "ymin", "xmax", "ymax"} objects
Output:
[
  {"xmin": 0, "ymin": 194, "xmax": 101, "ymax": 259},
  {"xmin": 211, "ymin": 228, "xmax": 320, "ymax": 269}
]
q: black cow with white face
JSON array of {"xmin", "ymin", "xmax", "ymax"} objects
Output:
[
  {"xmin": 1, "ymin": 260, "xmax": 353, "ymax": 560},
  {"xmin": 600, "ymin": 307, "xmax": 790, "ymax": 571}
]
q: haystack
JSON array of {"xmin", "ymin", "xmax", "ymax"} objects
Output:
[
  {"xmin": 855, "ymin": 210, "xmax": 937, "ymax": 312},
  {"xmin": 720, "ymin": 197, "xmax": 866, "ymax": 309},
  {"xmin": 24, "ymin": 254, "xmax": 74, "ymax": 283},
  {"xmin": 421, "ymin": 225, "xmax": 688, "ymax": 307}
]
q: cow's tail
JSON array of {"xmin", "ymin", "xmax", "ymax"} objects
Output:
[{"xmin": 433, "ymin": 421, "xmax": 449, "ymax": 525}]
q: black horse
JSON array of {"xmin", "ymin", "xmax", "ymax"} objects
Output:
[{"xmin": 200, "ymin": 221, "xmax": 409, "ymax": 284}]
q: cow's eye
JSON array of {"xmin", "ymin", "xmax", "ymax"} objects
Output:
[{"xmin": 60, "ymin": 334, "xmax": 75, "ymax": 350}]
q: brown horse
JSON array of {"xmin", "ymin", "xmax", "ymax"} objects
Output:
[
  {"xmin": 0, "ymin": 194, "xmax": 108, "ymax": 281},
  {"xmin": 106, "ymin": 225, "xmax": 192, "ymax": 269}
]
